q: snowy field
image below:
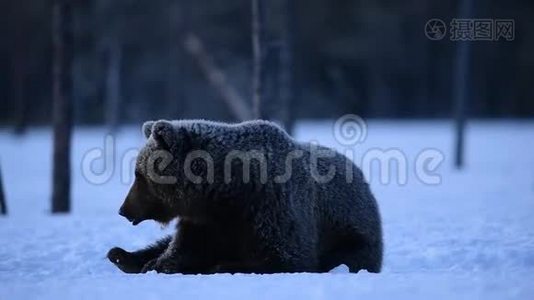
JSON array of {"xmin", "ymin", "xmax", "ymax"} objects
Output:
[{"xmin": 1, "ymin": 120, "xmax": 533, "ymax": 299}]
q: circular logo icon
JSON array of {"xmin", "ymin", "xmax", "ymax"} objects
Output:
[
  {"xmin": 425, "ymin": 19, "xmax": 447, "ymax": 41},
  {"xmin": 333, "ymin": 114, "xmax": 367, "ymax": 146}
]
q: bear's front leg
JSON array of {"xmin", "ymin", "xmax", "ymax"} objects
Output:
[
  {"xmin": 141, "ymin": 249, "xmax": 217, "ymax": 274},
  {"xmin": 140, "ymin": 250, "xmax": 183, "ymax": 274},
  {"xmin": 107, "ymin": 235, "xmax": 172, "ymax": 273},
  {"xmin": 141, "ymin": 221, "xmax": 219, "ymax": 274}
]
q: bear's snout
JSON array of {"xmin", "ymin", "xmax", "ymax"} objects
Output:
[
  {"xmin": 118, "ymin": 206, "xmax": 129, "ymax": 219},
  {"xmin": 118, "ymin": 203, "xmax": 143, "ymax": 225}
]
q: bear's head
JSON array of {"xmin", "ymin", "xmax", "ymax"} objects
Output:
[{"xmin": 119, "ymin": 120, "xmax": 192, "ymax": 226}]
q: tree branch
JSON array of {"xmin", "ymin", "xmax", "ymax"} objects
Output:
[{"xmin": 183, "ymin": 33, "xmax": 252, "ymax": 121}]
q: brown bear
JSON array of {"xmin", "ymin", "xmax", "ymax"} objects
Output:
[{"xmin": 108, "ymin": 119, "xmax": 382, "ymax": 274}]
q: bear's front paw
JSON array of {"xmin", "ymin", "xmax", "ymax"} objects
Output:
[
  {"xmin": 141, "ymin": 258, "xmax": 157, "ymax": 273},
  {"xmin": 107, "ymin": 247, "xmax": 130, "ymax": 265},
  {"xmin": 107, "ymin": 247, "xmax": 143, "ymax": 274},
  {"xmin": 142, "ymin": 257, "xmax": 181, "ymax": 274}
]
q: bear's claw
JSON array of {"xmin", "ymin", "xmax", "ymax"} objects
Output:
[{"xmin": 107, "ymin": 247, "xmax": 144, "ymax": 274}]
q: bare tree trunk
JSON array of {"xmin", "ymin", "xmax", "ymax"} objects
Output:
[
  {"xmin": 252, "ymin": 0, "xmax": 267, "ymax": 119},
  {"xmin": 0, "ymin": 163, "xmax": 6, "ymax": 215},
  {"xmin": 12, "ymin": 54, "xmax": 29, "ymax": 135},
  {"xmin": 51, "ymin": 0, "xmax": 73, "ymax": 213},
  {"xmin": 453, "ymin": 0, "xmax": 474, "ymax": 169},
  {"xmin": 368, "ymin": 64, "xmax": 391, "ymax": 117},
  {"xmin": 183, "ymin": 34, "xmax": 252, "ymax": 121},
  {"xmin": 105, "ymin": 41, "xmax": 122, "ymax": 133},
  {"xmin": 278, "ymin": 0, "xmax": 296, "ymax": 134},
  {"xmin": 12, "ymin": 4, "xmax": 28, "ymax": 135},
  {"xmin": 326, "ymin": 65, "xmax": 358, "ymax": 111},
  {"xmin": 166, "ymin": 0, "xmax": 187, "ymax": 119}
]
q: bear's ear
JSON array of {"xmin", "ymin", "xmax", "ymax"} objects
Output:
[
  {"xmin": 142, "ymin": 121, "xmax": 155, "ymax": 139},
  {"xmin": 151, "ymin": 120, "xmax": 176, "ymax": 150}
]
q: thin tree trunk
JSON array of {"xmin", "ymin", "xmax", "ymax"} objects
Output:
[
  {"xmin": 51, "ymin": 0, "xmax": 73, "ymax": 213},
  {"xmin": 453, "ymin": 0, "xmax": 474, "ymax": 169},
  {"xmin": 166, "ymin": 0, "xmax": 187, "ymax": 119},
  {"xmin": 252, "ymin": 0, "xmax": 267, "ymax": 119},
  {"xmin": 368, "ymin": 65, "xmax": 391, "ymax": 117},
  {"xmin": 327, "ymin": 65, "xmax": 358, "ymax": 111},
  {"xmin": 0, "ymin": 163, "xmax": 6, "ymax": 215},
  {"xmin": 12, "ymin": 53, "xmax": 29, "ymax": 135},
  {"xmin": 278, "ymin": 0, "xmax": 296, "ymax": 134},
  {"xmin": 12, "ymin": 4, "xmax": 28, "ymax": 135},
  {"xmin": 105, "ymin": 41, "xmax": 121, "ymax": 133},
  {"xmin": 413, "ymin": 1, "xmax": 430, "ymax": 116}
]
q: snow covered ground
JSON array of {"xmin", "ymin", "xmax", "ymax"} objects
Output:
[{"xmin": 1, "ymin": 120, "xmax": 533, "ymax": 299}]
